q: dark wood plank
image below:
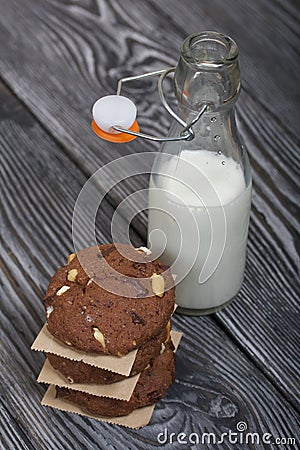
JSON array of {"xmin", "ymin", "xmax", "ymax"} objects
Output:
[
  {"xmin": 214, "ymin": 90, "xmax": 300, "ymax": 409},
  {"xmin": 0, "ymin": 0, "xmax": 298, "ymax": 144},
  {"xmin": 0, "ymin": 0, "xmax": 298, "ymax": 231},
  {"xmin": 149, "ymin": 0, "xmax": 300, "ymax": 134},
  {"xmin": 1, "ymin": 84, "xmax": 300, "ymax": 449}
]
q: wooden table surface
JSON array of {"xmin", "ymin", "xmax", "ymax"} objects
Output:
[{"xmin": 0, "ymin": 1, "xmax": 299, "ymax": 449}]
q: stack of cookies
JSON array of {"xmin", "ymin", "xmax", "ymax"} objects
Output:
[{"xmin": 33, "ymin": 243, "xmax": 180, "ymax": 424}]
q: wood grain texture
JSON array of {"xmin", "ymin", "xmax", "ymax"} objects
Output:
[
  {"xmin": 0, "ymin": 0, "xmax": 299, "ymax": 448},
  {"xmin": 150, "ymin": 0, "xmax": 300, "ymax": 134},
  {"xmin": 215, "ymin": 90, "xmax": 300, "ymax": 410},
  {"xmin": 0, "ymin": 0, "xmax": 299, "ymax": 231}
]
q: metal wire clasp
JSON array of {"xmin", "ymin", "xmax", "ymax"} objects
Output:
[{"xmin": 113, "ymin": 68, "xmax": 208, "ymax": 142}]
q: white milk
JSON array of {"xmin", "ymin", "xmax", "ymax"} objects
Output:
[{"xmin": 148, "ymin": 149, "xmax": 251, "ymax": 312}]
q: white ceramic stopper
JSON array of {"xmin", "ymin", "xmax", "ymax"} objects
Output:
[{"xmin": 92, "ymin": 95, "xmax": 137, "ymax": 134}]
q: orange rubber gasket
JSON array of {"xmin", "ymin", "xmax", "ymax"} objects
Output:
[{"xmin": 91, "ymin": 119, "xmax": 139, "ymax": 143}]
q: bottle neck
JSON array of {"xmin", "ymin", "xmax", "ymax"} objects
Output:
[
  {"xmin": 178, "ymin": 108, "xmax": 239, "ymax": 158},
  {"xmin": 173, "ymin": 32, "xmax": 240, "ymax": 121}
]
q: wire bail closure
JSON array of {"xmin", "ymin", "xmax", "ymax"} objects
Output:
[{"xmin": 113, "ymin": 67, "xmax": 208, "ymax": 142}]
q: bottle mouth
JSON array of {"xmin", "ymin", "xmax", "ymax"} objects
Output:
[{"xmin": 182, "ymin": 31, "xmax": 238, "ymax": 68}]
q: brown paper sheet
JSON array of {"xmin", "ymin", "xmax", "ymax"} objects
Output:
[
  {"xmin": 42, "ymin": 384, "xmax": 155, "ymax": 429},
  {"xmin": 41, "ymin": 331, "xmax": 182, "ymax": 429},
  {"xmin": 170, "ymin": 329, "xmax": 182, "ymax": 351},
  {"xmin": 31, "ymin": 324, "xmax": 137, "ymax": 376},
  {"xmin": 38, "ymin": 359, "xmax": 140, "ymax": 401}
]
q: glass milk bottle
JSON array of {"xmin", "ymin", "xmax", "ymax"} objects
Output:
[{"xmin": 148, "ymin": 32, "xmax": 252, "ymax": 315}]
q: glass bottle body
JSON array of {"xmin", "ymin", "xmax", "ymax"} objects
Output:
[{"xmin": 147, "ymin": 32, "xmax": 252, "ymax": 315}]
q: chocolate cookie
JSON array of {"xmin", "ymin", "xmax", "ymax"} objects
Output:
[
  {"xmin": 44, "ymin": 244, "xmax": 175, "ymax": 356},
  {"xmin": 47, "ymin": 322, "xmax": 170, "ymax": 384},
  {"xmin": 55, "ymin": 342, "xmax": 175, "ymax": 417}
]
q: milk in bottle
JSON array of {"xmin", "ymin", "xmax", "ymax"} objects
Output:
[{"xmin": 148, "ymin": 32, "xmax": 252, "ymax": 315}]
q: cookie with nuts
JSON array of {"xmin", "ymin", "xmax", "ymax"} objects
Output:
[
  {"xmin": 44, "ymin": 244, "xmax": 175, "ymax": 356},
  {"xmin": 46, "ymin": 322, "xmax": 170, "ymax": 384},
  {"xmin": 55, "ymin": 341, "xmax": 175, "ymax": 417}
]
